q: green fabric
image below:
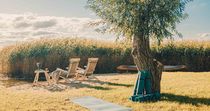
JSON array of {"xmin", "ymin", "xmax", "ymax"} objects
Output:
[
  {"xmin": 130, "ymin": 70, "xmax": 161, "ymax": 102},
  {"xmin": 136, "ymin": 71, "xmax": 145, "ymax": 95},
  {"xmin": 145, "ymin": 71, "xmax": 152, "ymax": 94}
]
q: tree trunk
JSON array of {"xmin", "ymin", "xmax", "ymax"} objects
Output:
[{"xmin": 132, "ymin": 34, "xmax": 163, "ymax": 93}]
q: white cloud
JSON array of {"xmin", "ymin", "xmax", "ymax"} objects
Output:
[
  {"xmin": 14, "ymin": 22, "xmax": 31, "ymax": 28},
  {"xmin": 198, "ymin": 33, "xmax": 210, "ymax": 38},
  {"xmin": 0, "ymin": 13, "xmax": 114, "ymax": 47},
  {"xmin": 33, "ymin": 19, "xmax": 57, "ymax": 29}
]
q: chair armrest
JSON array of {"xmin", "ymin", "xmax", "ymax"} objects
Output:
[
  {"xmin": 77, "ymin": 67, "xmax": 84, "ymax": 70},
  {"xmin": 56, "ymin": 68, "xmax": 64, "ymax": 71}
]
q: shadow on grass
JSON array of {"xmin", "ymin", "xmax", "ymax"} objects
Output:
[
  {"xmin": 162, "ymin": 93, "xmax": 210, "ymax": 106},
  {"xmin": 86, "ymin": 79, "xmax": 133, "ymax": 88},
  {"xmin": 45, "ymin": 79, "xmax": 133, "ymax": 92},
  {"xmin": 106, "ymin": 82, "xmax": 133, "ymax": 87},
  {"xmin": 85, "ymin": 85, "xmax": 111, "ymax": 90},
  {"xmin": 1, "ymin": 75, "xmax": 130, "ymax": 92},
  {"xmin": 69, "ymin": 81, "xmax": 111, "ymax": 90},
  {"xmin": 45, "ymin": 82, "xmax": 111, "ymax": 92},
  {"xmin": 46, "ymin": 81, "xmax": 111, "ymax": 92}
]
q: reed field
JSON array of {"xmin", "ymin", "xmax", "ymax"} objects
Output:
[
  {"xmin": 152, "ymin": 40, "xmax": 210, "ymax": 71},
  {"xmin": 0, "ymin": 38, "xmax": 210, "ymax": 79},
  {"xmin": 0, "ymin": 38, "xmax": 132, "ymax": 79}
]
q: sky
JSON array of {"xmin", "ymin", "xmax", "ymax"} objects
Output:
[{"xmin": 0, "ymin": 0, "xmax": 209, "ymax": 46}]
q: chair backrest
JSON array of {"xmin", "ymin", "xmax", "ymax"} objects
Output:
[
  {"xmin": 84, "ymin": 58, "xmax": 98, "ymax": 76},
  {"xmin": 67, "ymin": 58, "xmax": 80, "ymax": 77}
]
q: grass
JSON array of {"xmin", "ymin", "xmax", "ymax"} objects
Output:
[{"xmin": 0, "ymin": 72, "xmax": 210, "ymax": 111}]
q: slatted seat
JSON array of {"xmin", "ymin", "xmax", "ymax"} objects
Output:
[
  {"xmin": 76, "ymin": 58, "xmax": 99, "ymax": 80},
  {"xmin": 50, "ymin": 58, "xmax": 80, "ymax": 83}
]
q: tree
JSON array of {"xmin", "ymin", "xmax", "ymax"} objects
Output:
[{"xmin": 87, "ymin": 0, "xmax": 192, "ymax": 94}]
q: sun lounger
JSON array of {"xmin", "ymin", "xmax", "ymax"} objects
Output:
[
  {"xmin": 50, "ymin": 58, "xmax": 80, "ymax": 83},
  {"xmin": 76, "ymin": 58, "xmax": 98, "ymax": 80}
]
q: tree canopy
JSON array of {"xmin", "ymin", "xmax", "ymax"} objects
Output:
[{"xmin": 87, "ymin": 0, "xmax": 192, "ymax": 41}]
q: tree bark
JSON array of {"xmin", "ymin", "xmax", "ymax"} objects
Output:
[{"xmin": 132, "ymin": 34, "xmax": 163, "ymax": 93}]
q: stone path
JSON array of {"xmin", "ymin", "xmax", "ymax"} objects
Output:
[{"xmin": 71, "ymin": 96, "xmax": 132, "ymax": 111}]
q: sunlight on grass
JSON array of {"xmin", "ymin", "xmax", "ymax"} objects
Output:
[{"xmin": 0, "ymin": 72, "xmax": 210, "ymax": 111}]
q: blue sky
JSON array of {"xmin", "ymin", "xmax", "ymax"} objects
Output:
[
  {"xmin": 177, "ymin": 0, "xmax": 210, "ymax": 39},
  {"xmin": 0, "ymin": 0, "xmax": 209, "ymax": 41},
  {"xmin": 0, "ymin": 0, "xmax": 91, "ymax": 17}
]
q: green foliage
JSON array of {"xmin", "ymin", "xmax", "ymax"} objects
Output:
[{"xmin": 87, "ymin": 0, "xmax": 192, "ymax": 41}]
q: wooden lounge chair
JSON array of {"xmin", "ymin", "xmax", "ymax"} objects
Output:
[
  {"xmin": 76, "ymin": 58, "xmax": 99, "ymax": 80},
  {"xmin": 50, "ymin": 58, "xmax": 80, "ymax": 83}
]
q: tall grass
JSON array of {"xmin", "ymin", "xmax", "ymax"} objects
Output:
[
  {"xmin": 0, "ymin": 38, "xmax": 210, "ymax": 79},
  {"xmin": 0, "ymin": 38, "xmax": 132, "ymax": 79},
  {"xmin": 152, "ymin": 40, "xmax": 210, "ymax": 71}
]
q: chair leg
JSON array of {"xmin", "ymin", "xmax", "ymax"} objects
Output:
[
  {"xmin": 51, "ymin": 71, "xmax": 61, "ymax": 84},
  {"xmin": 50, "ymin": 73, "xmax": 56, "ymax": 84},
  {"xmin": 56, "ymin": 71, "xmax": 63, "ymax": 84},
  {"xmin": 44, "ymin": 71, "xmax": 51, "ymax": 85},
  {"xmin": 33, "ymin": 72, "xmax": 39, "ymax": 86}
]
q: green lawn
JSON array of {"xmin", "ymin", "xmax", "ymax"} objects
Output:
[{"xmin": 0, "ymin": 72, "xmax": 210, "ymax": 111}]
